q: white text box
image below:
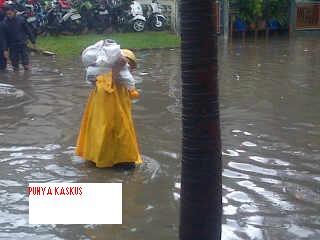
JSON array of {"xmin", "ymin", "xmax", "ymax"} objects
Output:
[{"xmin": 29, "ymin": 183, "xmax": 122, "ymax": 224}]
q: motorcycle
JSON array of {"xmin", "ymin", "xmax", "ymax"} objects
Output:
[
  {"xmin": 111, "ymin": 0, "xmax": 145, "ymax": 32},
  {"xmin": 5, "ymin": 0, "xmax": 25, "ymax": 11},
  {"xmin": 78, "ymin": 0, "xmax": 111, "ymax": 33},
  {"xmin": 24, "ymin": 0, "xmax": 47, "ymax": 36},
  {"xmin": 145, "ymin": 0, "xmax": 166, "ymax": 31},
  {"xmin": 91, "ymin": 0, "xmax": 112, "ymax": 33},
  {"xmin": 129, "ymin": 0, "xmax": 145, "ymax": 32},
  {"xmin": 46, "ymin": 0, "xmax": 84, "ymax": 35},
  {"xmin": 33, "ymin": 0, "xmax": 47, "ymax": 34}
]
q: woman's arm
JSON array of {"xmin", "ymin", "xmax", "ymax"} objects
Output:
[{"xmin": 112, "ymin": 56, "xmax": 128, "ymax": 77}]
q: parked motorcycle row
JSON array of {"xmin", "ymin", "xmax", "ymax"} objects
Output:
[{"xmin": 2, "ymin": 0, "xmax": 167, "ymax": 36}]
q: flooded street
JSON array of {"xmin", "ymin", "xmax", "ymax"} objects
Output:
[{"xmin": 0, "ymin": 36, "xmax": 319, "ymax": 240}]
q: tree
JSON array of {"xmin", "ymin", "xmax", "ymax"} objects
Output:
[{"xmin": 179, "ymin": 0, "xmax": 222, "ymax": 239}]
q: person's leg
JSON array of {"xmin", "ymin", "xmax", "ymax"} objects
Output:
[
  {"xmin": 21, "ymin": 44, "xmax": 30, "ymax": 70},
  {"xmin": 0, "ymin": 50, "xmax": 7, "ymax": 71},
  {"xmin": 9, "ymin": 47, "xmax": 20, "ymax": 71},
  {"xmin": 113, "ymin": 162, "xmax": 136, "ymax": 170}
]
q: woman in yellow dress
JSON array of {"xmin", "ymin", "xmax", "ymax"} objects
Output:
[{"xmin": 75, "ymin": 49, "xmax": 143, "ymax": 168}]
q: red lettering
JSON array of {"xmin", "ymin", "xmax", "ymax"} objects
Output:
[
  {"xmin": 65, "ymin": 187, "xmax": 69, "ymax": 195},
  {"xmin": 47, "ymin": 187, "xmax": 52, "ymax": 195},
  {"xmin": 26, "ymin": 186, "xmax": 86, "ymax": 196}
]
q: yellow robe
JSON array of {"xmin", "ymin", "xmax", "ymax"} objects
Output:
[{"xmin": 75, "ymin": 72, "xmax": 143, "ymax": 168}]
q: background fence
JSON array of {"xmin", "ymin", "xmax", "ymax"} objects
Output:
[{"xmin": 296, "ymin": 2, "xmax": 320, "ymax": 30}]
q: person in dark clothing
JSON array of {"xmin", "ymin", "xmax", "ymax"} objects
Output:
[
  {"xmin": 0, "ymin": 8, "xmax": 5, "ymax": 21},
  {"xmin": 3, "ymin": 4, "xmax": 36, "ymax": 71},
  {"xmin": 0, "ymin": 21, "xmax": 8, "ymax": 71}
]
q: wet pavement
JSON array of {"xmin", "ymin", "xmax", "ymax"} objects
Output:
[{"xmin": 0, "ymin": 36, "xmax": 319, "ymax": 239}]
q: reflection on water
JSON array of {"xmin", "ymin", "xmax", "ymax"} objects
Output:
[{"xmin": 0, "ymin": 37, "xmax": 319, "ymax": 239}]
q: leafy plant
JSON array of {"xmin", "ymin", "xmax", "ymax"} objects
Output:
[
  {"xmin": 231, "ymin": 0, "xmax": 290, "ymax": 27},
  {"xmin": 267, "ymin": 0, "xmax": 290, "ymax": 26},
  {"xmin": 237, "ymin": 0, "xmax": 264, "ymax": 24}
]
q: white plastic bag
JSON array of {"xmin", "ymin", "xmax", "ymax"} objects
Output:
[
  {"xmin": 82, "ymin": 40, "xmax": 121, "ymax": 68},
  {"xmin": 119, "ymin": 63, "xmax": 135, "ymax": 89},
  {"xmin": 96, "ymin": 44, "xmax": 122, "ymax": 67},
  {"xmin": 81, "ymin": 40, "xmax": 104, "ymax": 67},
  {"xmin": 82, "ymin": 40, "xmax": 121, "ymax": 83},
  {"xmin": 82, "ymin": 39, "xmax": 135, "ymax": 89},
  {"xmin": 85, "ymin": 66, "xmax": 110, "ymax": 84}
]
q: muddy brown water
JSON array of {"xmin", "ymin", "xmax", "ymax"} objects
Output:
[{"xmin": 0, "ymin": 36, "xmax": 319, "ymax": 240}]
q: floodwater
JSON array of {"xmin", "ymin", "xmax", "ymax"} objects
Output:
[{"xmin": 0, "ymin": 36, "xmax": 319, "ymax": 240}]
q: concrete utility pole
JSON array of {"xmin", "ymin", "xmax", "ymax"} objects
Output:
[
  {"xmin": 223, "ymin": 0, "xmax": 229, "ymax": 40},
  {"xmin": 289, "ymin": 0, "xmax": 297, "ymax": 36},
  {"xmin": 175, "ymin": 0, "xmax": 181, "ymax": 35}
]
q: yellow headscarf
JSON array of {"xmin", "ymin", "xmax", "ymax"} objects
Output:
[{"xmin": 121, "ymin": 49, "xmax": 137, "ymax": 67}]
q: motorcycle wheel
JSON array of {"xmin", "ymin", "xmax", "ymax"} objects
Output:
[
  {"xmin": 46, "ymin": 14, "xmax": 61, "ymax": 36},
  {"xmin": 151, "ymin": 18, "xmax": 165, "ymax": 31},
  {"xmin": 68, "ymin": 20, "xmax": 86, "ymax": 34},
  {"xmin": 94, "ymin": 16, "xmax": 109, "ymax": 34},
  {"xmin": 37, "ymin": 23, "xmax": 48, "ymax": 36},
  {"xmin": 28, "ymin": 22, "xmax": 39, "ymax": 38},
  {"xmin": 132, "ymin": 19, "xmax": 145, "ymax": 32}
]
